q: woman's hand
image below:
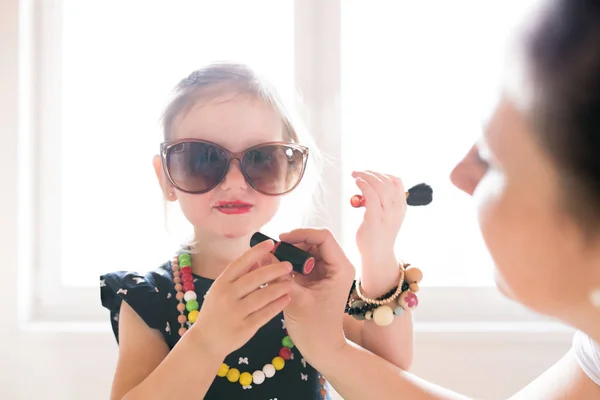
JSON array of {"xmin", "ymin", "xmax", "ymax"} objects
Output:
[{"xmin": 279, "ymin": 228, "xmax": 355, "ymax": 363}]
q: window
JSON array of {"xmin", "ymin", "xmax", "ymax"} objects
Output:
[
  {"xmin": 33, "ymin": 0, "xmax": 295, "ymax": 320},
  {"xmin": 27, "ymin": 0, "xmax": 561, "ymax": 329},
  {"xmin": 340, "ymin": 0, "xmax": 527, "ymax": 286}
]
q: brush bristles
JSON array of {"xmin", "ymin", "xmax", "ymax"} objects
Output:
[{"xmin": 406, "ymin": 183, "xmax": 433, "ymax": 206}]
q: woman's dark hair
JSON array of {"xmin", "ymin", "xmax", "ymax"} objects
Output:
[{"xmin": 526, "ymin": 0, "xmax": 600, "ymax": 228}]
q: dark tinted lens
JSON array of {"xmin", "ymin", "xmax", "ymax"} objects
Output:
[
  {"xmin": 166, "ymin": 142, "xmax": 229, "ymax": 193},
  {"xmin": 241, "ymin": 144, "xmax": 306, "ymax": 195}
]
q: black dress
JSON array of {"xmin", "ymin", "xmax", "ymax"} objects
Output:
[{"xmin": 100, "ymin": 260, "xmax": 332, "ymax": 400}]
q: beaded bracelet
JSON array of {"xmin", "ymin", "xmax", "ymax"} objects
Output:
[{"xmin": 345, "ymin": 263, "xmax": 423, "ymax": 327}]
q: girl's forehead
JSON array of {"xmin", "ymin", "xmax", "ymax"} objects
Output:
[{"xmin": 171, "ymin": 94, "xmax": 284, "ymax": 150}]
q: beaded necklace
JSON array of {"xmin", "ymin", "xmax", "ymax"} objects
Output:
[{"xmin": 170, "ymin": 252, "xmax": 329, "ymax": 398}]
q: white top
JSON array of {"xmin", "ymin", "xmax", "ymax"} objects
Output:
[{"xmin": 572, "ymin": 330, "xmax": 600, "ymax": 386}]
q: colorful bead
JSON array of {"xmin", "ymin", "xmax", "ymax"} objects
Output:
[
  {"xmin": 177, "ymin": 314, "xmax": 187, "ymax": 324},
  {"xmin": 272, "ymin": 356, "xmax": 285, "ymax": 370},
  {"xmin": 409, "ymin": 283, "xmax": 419, "ymax": 292},
  {"xmin": 226, "ymin": 368, "xmax": 240, "ymax": 382},
  {"xmin": 279, "ymin": 347, "xmax": 292, "ymax": 360},
  {"xmin": 178, "ymin": 327, "xmax": 187, "ymax": 336},
  {"xmin": 188, "ymin": 310, "xmax": 199, "ymax": 323},
  {"xmin": 180, "ymin": 259, "xmax": 192, "ymax": 267},
  {"xmin": 174, "ymin": 283, "xmax": 183, "ymax": 292},
  {"xmin": 281, "ymin": 336, "xmax": 294, "ymax": 348},
  {"xmin": 365, "ymin": 310, "xmax": 373, "ymax": 320},
  {"xmin": 179, "ymin": 253, "xmax": 191, "ymax": 262},
  {"xmin": 186, "ymin": 299, "xmax": 199, "ymax": 312},
  {"xmin": 182, "ymin": 274, "xmax": 194, "ymax": 284},
  {"xmin": 373, "ymin": 305, "xmax": 394, "ymax": 326},
  {"xmin": 217, "ymin": 363, "xmax": 229, "ymax": 377},
  {"xmin": 184, "ymin": 291, "xmax": 197, "ymax": 302},
  {"xmin": 175, "ymin": 292, "xmax": 184, "ymax": 301},
  {"xmin": 177, "ymin": 303, "xmax": 186, "ymax": 312},
  {"xmin": 180, "ymin": 266, "xmax": 192, "ymax": 275},
  {"xmin": 239, "ymin": 372, "xmax": 252, "ymax": 386},
  {"xmin": 394, "ymin": 306, "xmax": 404, "ymax": 316},
  {"xmin": 173, "ymin": 276, "xmax": 181, "ymax": 284},
  {"xmin": 263, "ymin": 364, "xmax": 276, "ymax": 378},
  {"xmin": 183, "ymin": 282, "xmax": 195, "ymax": 292},
  {"xmin": 252, "ymin": 370, "xmax": 266, "ymax": 384}
]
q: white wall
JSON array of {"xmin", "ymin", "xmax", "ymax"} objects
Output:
[{"xmin": 0, "ymin": 1, "xmax": 572, "ymax": 399}]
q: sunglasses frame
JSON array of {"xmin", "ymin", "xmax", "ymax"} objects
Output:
[{"xmin": 160, "ymin": 138, "xmax": 310, "ymax": 196}]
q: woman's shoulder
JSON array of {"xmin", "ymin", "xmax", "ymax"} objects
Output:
[{"xmin": 572, "ymin": 330, "xmax": 600, "ymax": 386}]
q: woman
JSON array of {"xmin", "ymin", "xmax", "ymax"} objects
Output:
[{"xmin": 280, "ymin": 0, "xmax": 600, "ymax": 399}]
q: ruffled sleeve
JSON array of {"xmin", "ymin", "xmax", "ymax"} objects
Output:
[{"xmin": 100, "ymin": 264, "xmax": 177, "ymax": 346}]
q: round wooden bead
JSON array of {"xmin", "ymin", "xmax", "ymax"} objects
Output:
[
  {"xmin": 252, "ymin": 370, "xmax": 266, "ymax": 384},
  {"xmin": 173, "ymin": 277, "xmax": 181, "ymax": 284},
  {"xmin": 177, "ymin": 303, "xmax": 186, "ymax": 312},
  {"xmin": 178, "ymin": 327, "xmax": 187, "ymax": 336},
  {"xmin": 217, "ymin": 363, "xmax": 229, "ymax": 377},
  {"xmin": 263, "ymin": 364, "xmax": 276, "ymax": 378},
  {"xmin": 373, "ymin": 305, "xmax": 394, "ymax": 326},
  {"xmin": 281, "ymin": 336, "xmax": 294, "ymax": 349},
  {"xmin": 239, "ymin": 372, "xmax": 252, "ymax": 386},
  {"xmin": 279, "ymin": 347, "xmax": 292, "ymax": 360},
  {"xmin": 184, "ymin": 291, "xmax": 197, "ymax": 302},
  {"xmin": 365, "ymin": 310, "xmax": 373, "ymax": 320},
  {"xmin": 319, "ymin": 387, "xmax": 328, "ymax": 397},
  {"xmin": 171, "ymin": 264, "xmax": 179, "ymax": 272},
  {"xmin": 174, "ymin": 284, "xmax": 183, "ymax": 292},
  {"xmin": 173, "ymin": 271, "xmax": 181, "ymax": 278},
  {"xmin": 399, "ymin": 291, "xmax": 419, "ymax": 309},
  {"xmin": 177, "ymin": 314, "xmax": 187, "ymax": 324},
  {"xmin": 272, "ymin": 356, "xmax": 285, "ymax": 370},
  {"xmin": 186, "ymin": 299, "xmax": 199, "ymax": 312},
  {"xmin": 404, "ymin": 267, "xmax": 423, "ymax": 284},
  {"xmin": 188, "ymin": 310, "xmax": 199, "ymax": 323},
  {"xmin": 409, "ymin": 283, "xmax": 419, "ymax": 293},
  {"xmin": 227, "ymin": 368, "xmax": 240, "ymax": 382}
]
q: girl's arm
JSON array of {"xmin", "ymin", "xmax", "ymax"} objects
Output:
[
  {"xmin": 112, "ymin": 302, "xmax": 222, "ymax": 400},
  {"xmin": 343, "ymin": 259, "xmax": 414, "ymax": 370},
  {"xmin": 344, "ymin": 171, "xmax": 414, "ymax": 370}
]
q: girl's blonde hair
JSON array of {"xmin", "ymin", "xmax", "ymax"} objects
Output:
[{"xmin": 160, "ymin": 62, "xmax": 323, "ymax": 235}]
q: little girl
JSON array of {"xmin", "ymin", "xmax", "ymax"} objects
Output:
[{"xmin": 101, "ymin": 62, "xmax": 416, "ymax": 399}]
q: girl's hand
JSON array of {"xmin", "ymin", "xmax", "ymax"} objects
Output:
[
  {"xmin": 192, "ymin": 240, "xmax": 293, "ymax": 358},
  {"xmin": 279, "ymin": 228, "xmax": 355, "ymax": 363},
  {"xmin": 352, "ymin": 170, "xmax": 406, "ymax": 268}
]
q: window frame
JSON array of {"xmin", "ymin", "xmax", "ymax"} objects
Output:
[{"xmin": 20, "ymin": 0, "xmax": 572, "ymax": 339}]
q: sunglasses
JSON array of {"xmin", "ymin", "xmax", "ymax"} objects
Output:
[{"xmin": 160, "ymin": 139, "xmax": 309, "ymax": 196}]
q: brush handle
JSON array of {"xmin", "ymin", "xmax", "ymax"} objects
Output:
[
  {"xmin": 350, "ymin": 193, "xmax": 409, "ymax": 208},
  {"xmin": 351, "ymin": 183, "xmax": 433, "ymax": 208}
]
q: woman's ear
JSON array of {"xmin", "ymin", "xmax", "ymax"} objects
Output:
[{"xmin": 153, "ymin": 154, "xmax": 176, "ymax": 201}]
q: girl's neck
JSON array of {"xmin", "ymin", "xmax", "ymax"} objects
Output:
[{"xmin": 189, "ymin": 231, "xmax": 253, "ymax": 280}]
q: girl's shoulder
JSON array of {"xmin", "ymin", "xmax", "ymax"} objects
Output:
[{"xmin": 100, "ymin": 261, "xmax": 182, "ymax": 347}]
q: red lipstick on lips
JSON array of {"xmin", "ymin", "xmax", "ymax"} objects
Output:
[{"xmin": 214, "ymin": 200, "xmax": 253, "ymax": 215}]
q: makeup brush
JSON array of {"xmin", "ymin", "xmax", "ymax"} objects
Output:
[{"xmin": 350, "ymin": 183, "xmax": 433, "ymax": 208}]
